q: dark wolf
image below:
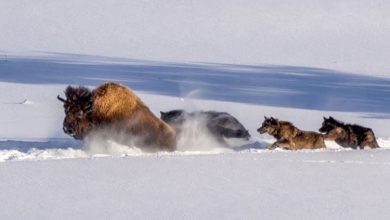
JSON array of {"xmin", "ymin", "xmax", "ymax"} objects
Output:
[
  {"xmin": 160, "ymin": 110, "xmax": 250, "ymax": 142},
  {"xmin": 319, "ymin": 116, "xmax": 379, "ymax": 149},
  {"xmin": 257, "ymin": 117, "xmax": 325, "ymax": 150}
]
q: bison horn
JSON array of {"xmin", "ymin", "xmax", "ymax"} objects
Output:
[{"xmin": 57, "ymin": 95, "xmax": 66, "ymax": 103}]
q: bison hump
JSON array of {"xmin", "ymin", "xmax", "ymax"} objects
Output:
[{"xmin": 92, "ymin": 82, "xmax": 147, "ymax": 120}]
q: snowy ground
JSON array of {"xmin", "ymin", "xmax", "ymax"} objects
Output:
[
  {"xmin": 0, "ymin": 54, "xmax": 390, "ymax": 219},
  {"xmin": 1, "ymin": 151, "xmax": 390, "ymax": 220}
]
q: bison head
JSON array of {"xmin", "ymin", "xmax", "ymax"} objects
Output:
[
  {"xmin": 160, "ymin": 110, "xmax": 186, "ymax": 126},
  {"xmin": 57, "ymin": 86, "xmax": 93, "ymax": 140}
]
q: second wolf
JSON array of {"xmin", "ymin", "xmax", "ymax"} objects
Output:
[{"xmin": 319, "ymin": 116, "xmax": 379, "ymax": 149}]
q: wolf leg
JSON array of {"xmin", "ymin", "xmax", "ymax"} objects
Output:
[
  {"xmin": 361, "ymin": 139, "xmax": 379, "ymax": 149},
  {"xmin": 361, "ymin": 131, "xmax": 380, "ymax": 149},
  {"xmin": 270, "ymin": 139, "xmax": 293, "ymax": 150}
]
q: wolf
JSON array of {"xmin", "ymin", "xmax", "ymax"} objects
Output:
[
  {"xmin": 257, "ymin": 117, "xmax": 325, "ymax": 150},
  {"xmin": 319, "ymin": 116, "xmax": 379, "ymax": 149}
]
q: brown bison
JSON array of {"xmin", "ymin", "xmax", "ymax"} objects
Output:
[
  {"xmin": 57, "ymin": 82, "xmax": 176, "ymax": 152},
  {"xmin": 257, "ymin": 117, "xmax": 326, "ymax": 150},
  {"xmin": 319, "ymin": 116, "xmax": 379, "ymax": 149}
]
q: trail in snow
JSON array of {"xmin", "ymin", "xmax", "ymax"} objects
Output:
[{"xmin": 1, "ymin": 137, "xmax": 389, "ymax": 162}]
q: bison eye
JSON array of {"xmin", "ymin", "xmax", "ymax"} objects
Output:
[{"xmin": 76, "ymin": 110, "xmax": 84, "ymax": 119}]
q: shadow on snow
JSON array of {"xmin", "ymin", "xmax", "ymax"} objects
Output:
[
  {"xmin": 0, "ymin": 139, "xmax": 267, "ymax": 153},
  {"xmin": 0, "ymin": 139, "xmax": 82, "ymax": 152},
  {"xmin": 1, "ymin": 53, "xmax": 390, "ymax": 114}
]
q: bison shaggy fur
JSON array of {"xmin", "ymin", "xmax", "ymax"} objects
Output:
[{"xmin": 58, "ymin": 82, "xmax": 176, "ymax": 152}]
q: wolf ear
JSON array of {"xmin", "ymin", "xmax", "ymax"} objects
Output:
[
  {"xmin": 269, "ymin": 117, "xmax": 277, "ymax": 124},
  {"xmin": 323, "ymin": 116, "xmax": 327, "ymax": 120},
  {"xmin": 264, "ymin": 116, "xmax": 268, "ymax": 120},
  {"xmin": 271, "ymin": 118, "xmax": 278, "ymax": 125},
  {"xmin": 160, "ymin": 111, "xmax": 165, "ymax": 116}
]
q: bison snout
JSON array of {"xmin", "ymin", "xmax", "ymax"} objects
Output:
[
  {"xmin": 63, "ymin": 126, "xmax": 75, "ymax": 135},
  {"xmin": 242, "ymin": 130, "xmax": 251, "ymax": 140},
  {"xmin": 244, "ymin": 132, "xmax": 251, "ymax": 140}
]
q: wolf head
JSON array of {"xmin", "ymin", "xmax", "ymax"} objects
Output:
[
  {"xmin": 319, "ymin": 116, "xmax": 343, "ymax": 134},
  {"xmin": 257, "ymin": 116, "xmax": 279, "ymax": 135}
]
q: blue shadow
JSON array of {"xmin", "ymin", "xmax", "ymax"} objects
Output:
[
  {"xmin": 0, "ymin": 139, "xmax": 82, "ymax": 152},
  {"xmin": 1, "ymin": 53, "xmax": 390, "ymax": 114}
]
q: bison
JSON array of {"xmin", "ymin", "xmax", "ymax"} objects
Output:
[
  {"xmin": 57, "ymin": 82, "xmax": 176, "ymax": 152},
  {"xmin": 160, "ymin": 110, "xmax": 250, "ymax": 144}
]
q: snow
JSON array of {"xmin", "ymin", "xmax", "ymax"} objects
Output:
[
  {"xmin": 1, "ymin": 1, "xmax": 390, "ymax": 218},
  {"xmin": 0, "ymin": 55, "xmax": 390, "ymax": 219},
  {"xmin": 1, "ymin": 151, "xmax": 390, "ymax": 219}
]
